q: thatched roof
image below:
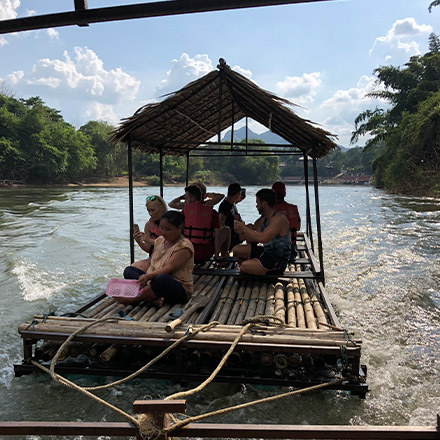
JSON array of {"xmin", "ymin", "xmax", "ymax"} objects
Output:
[{"xmin": 111, "ymin": 59, "xmax": 338, "ymax": 158}]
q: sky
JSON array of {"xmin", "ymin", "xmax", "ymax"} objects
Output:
[{"xmin": 0, "ymin": 0, "xmax": 439, "ymax": 147}]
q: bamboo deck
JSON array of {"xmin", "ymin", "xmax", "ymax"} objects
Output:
[{"xmin": 14, "ymin": 235, "xmax": 368, "ymax": 397}]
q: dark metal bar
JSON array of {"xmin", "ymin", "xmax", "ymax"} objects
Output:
[
  {"xmin": 0, "ymin": 0, "xmax": 336, "ymax": 35},
  {"xmin": 185, "ymin": 151, "xmax": 190, "ymax": 186},
  {"xmin": 217, "ymin": 70, "xmax": 223, "ymax": 143},
  {"xmin": 313, "ymin": 156, "xmax": 325, "ymax": 285},
  {"xmin": 133, "ymin": 400, "xmax": 186, "ymax": 414},
  {"xmin": 0, "ymin": 421, "xmax": 134, "ymax": 436},
  {"xmin": 179, "ymin": 423, "xmax": 440, "ymax": 439},
  {"xmin": 246, "ymin": 117, "xmax": 249, "ymax": 154},
  {"xmin": 190, "ymin": 152, "xmax": 303, "ymax": 157},
  {"xmin": 0, "ymin": 421, "xmax": 437, "ymax": 439},
  {"xmin": 231, "ymin": 100, "xmax": 235, "ymax": 149},
  {"xmin": 303, "ymin": 152, "xmax": 313, "ymax": 251},
  {"xmin": 159, "ymin": 148, "xmax": 164, "ymax": 198},
  {"xmin": 128, "ymin": 136, "xmax": 135, "ymax": 264}
]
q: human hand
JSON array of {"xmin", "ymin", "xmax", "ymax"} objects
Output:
[
  {"xmin": 138, "ymin": 273, "xmax": 152, "ymax": 287},
  {"xmin": 234, "ymin": 220, "xmax": 245, "ymax": 233}
]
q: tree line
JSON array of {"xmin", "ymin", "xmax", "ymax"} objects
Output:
[{"xmin": 351, "ymin": 32, "xmax": 440, "ymax": 195}]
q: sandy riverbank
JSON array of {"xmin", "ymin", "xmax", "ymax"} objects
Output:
[{"xmin": 66, "ymin": 176, "xmax": 150, "ymax": 187}]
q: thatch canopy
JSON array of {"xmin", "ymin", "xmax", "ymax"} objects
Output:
[{"xmin": 111, "ymin": 59, "xmax": 338, "ymax": 158}]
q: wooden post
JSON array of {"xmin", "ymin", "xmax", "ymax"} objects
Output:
[
  {"xmin": 132, "ymin": 400, "xmax": 186, "ymax": 440},
  {"xmin": 128, "ymin": 135, "xmax": 135, "ymax": 264}
]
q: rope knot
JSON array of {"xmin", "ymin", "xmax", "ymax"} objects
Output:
[{"xmin": 136, "ymin": 413, "xmax": 162, "ymax": 439}]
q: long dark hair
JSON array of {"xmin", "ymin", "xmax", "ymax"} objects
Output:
[{"xmin": 160, "ymin": 210, "xmax": 185, "ymax": 228}]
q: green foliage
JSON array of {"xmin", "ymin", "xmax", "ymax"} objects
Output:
[{"xmin": 351, "ymin": 35, "xmax": 440, "ymax": 195}]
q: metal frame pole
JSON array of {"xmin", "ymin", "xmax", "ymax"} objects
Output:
[
  {"xmin": 185, "ymin": 151, "xmax": 190, "ymax": 186},
  {"xmin": 303, "ymin": 152, "xmax": 313, "ymax": 251},
  {"xmin": 127, "ymin": 136, "xmax": 135, "ymax": 264},
  {"xmin": 159, "ymin": 148, "xmax": 164, "ymax": 198},
  {"xmin": 313, "ymin": 157, "xmax": 324, "ymax": 284}
]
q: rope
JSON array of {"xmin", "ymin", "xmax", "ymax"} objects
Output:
[
  {"xmin": 34, "ymin": 311, "xmax": 350, "ymax": 439},
  {"xmin": 164, "ymin": 377, "xmax": 344, "ymax": 434}
]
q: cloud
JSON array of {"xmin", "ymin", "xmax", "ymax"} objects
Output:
[
  {"xmin": 0, "ymin": 0, "xmax": 20, "ymax": 20},
  {"xmin": 276, "ymin": 72, "xmax": 322, "ymax": 106},
  {"xmin": 369, "ymin": 17, "xmax": 433, "ymax": 57},
  {"xmin": 232, "ymin": 65, "xmax": 252, "ymax": 79},
  {"xmin": 154, "ymin": 53, "xmax": 213, "ymax": 98},
  {"xmin": 25, "ymin": 47, "xmax": 140, "ymax": 103},
  {"xmin": 84, "ymin": 102, "xmax": 119, "ymax": 124},
  {"xmin": 0, "ymin": 36, "xmax": 8, "ymax": 47},
  {"xmin": 315, "ymin": 75, "xmax": 387, "ymax": 146}
]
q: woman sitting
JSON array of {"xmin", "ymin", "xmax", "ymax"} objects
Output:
[
  {"xmin": 131, "ymin": 195, "xmax": 167, "ymax": 274},
  {"xmin": 121, "ymin": 211, "xmax": 194, "ymax": 306}
]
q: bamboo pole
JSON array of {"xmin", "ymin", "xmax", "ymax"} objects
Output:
[
  {"xmin": 138, "ymin": 306, "xmax": 158, "ymax": 322},
  {"xmin": 264, "ymin": 283, "xmax": 275, "ymax": 316},
  {"xmin": 298, "ymin": 275, "xmax": 317, "ymax": 329},
  {"xmin": 210, "ymin": 276, "xmax": 235, "ymax": 322},
  {"xmin": 158, "ymin": 304, "xmax": 182, "ymax": 323},
  {"xmin": 254, "ymin": 282, "xmax": 267, "ymax": 316},
  {"xmin": 149, "ymin": 304, "xmax": 172, "ymax": 322},
  {"xmin": 274, "ymin": 282, "xmax": 286, "ymax": 324},
  {"xmin": 216, "ymin": 280, "xmax": 239, "ymax": 324},
  {"xmin": 21, "ymin": 322, "xmax": 354, "ymax": 347},
  {"xmin": 227, "ymin": 281, "xmax": 247, "ymax": 325},
  {"xmin": 100, "ymin": 345, "xmax": 118, "ymax": 362},
  {"xmin": 85, "ymin": 296, "xmax": 114, "ymax": 318},
  {"xmin": 234, "ymin": 281, "xmax": 253, "ymax": 325},
  {"xmin": 293, "ymin": 278, "xmax": 306, "ymax": 329},
  {"xmin": 243, "ymin": 281, "xmax": 261, "ymax": 321},
  {"xmin": 305, "ymin": 279, "xmax": 327, "ymax": 329},
  {"xmin": 286, "ymin": 281, "xmax": 296, "ymax": 327},
  {"xmin": 131, "ymin": 303, "xmax": 151, "ymax": 320}
]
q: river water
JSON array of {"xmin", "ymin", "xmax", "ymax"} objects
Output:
[{"xmin": 0, "ymin": 185, "xmax": 439, "ymax": 436}]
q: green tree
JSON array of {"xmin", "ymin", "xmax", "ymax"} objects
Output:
[
  {"xmin": 80, "ymin": 121, "xmax": 126, "ymax": 177},
  {"xmin": 351, "ymin": 36, "xmax": 440, "ymax": 194}
]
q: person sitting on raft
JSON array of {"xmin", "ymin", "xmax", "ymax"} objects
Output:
[
  {"xmin": 169, "ymin": 182, "xmax": 224, "ymax": 209},
  {"xmin": 272, "ymin": 181, "xmax": 301, "ymax": 262},
  {"xmin": 182, "ymin": 184, "xmax": 230, "ymax": 264},
  {"xmin": 219, "ymin": 182, "xmax": 243, "ymax": 250},
  {"xmin": 134, "ymin": 195, "xmax": 168, "ymax": 259},
  {"xmin": 232, "ymin": 188, "xmax": 291, "ymax": 276},
  {"xmin": 120, "ymin": 211, "xmax": 194, "ymax": 306}
]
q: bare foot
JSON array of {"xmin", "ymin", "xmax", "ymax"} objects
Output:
[{"xmin": 151, "ymin": 297, "xmax": 164, "ymax": 308}]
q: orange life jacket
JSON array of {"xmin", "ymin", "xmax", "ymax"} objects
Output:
[
  {"xmin": 148, "ymin": 218, "xmax": 161, "ymax": 239},
  {"xmin": 183, "ymin": 201, "xmax": 214, "ymax": 245},
  {"xmin": 274, "ymin": 201, "xmax": 300, "ymax": 244}
]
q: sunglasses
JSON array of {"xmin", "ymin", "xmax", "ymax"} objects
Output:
[{"xmin": 146, "ymin": 195, "xmax": 158, "ymax": 202}]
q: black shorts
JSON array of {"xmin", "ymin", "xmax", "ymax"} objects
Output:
[
  {"xmin": 123, "ymin": 266, "xmax": 188, "ymax": 305},
  {"xmin": 249, "ymin": 243, "xmax": 287, "ymax": 274},
  {"xmin": 150, "ymin": 273, "xmax": 188, "ymax": 305}
]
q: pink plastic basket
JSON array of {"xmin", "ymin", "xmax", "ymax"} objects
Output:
[{"xmin": 106, "ymin": 278, "xmax": 140, "ymax": 298}]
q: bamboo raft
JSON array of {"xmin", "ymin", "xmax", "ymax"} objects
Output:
[{"xmin": 14, "ymin": 235, "xmax": 368, "ymax": 397}]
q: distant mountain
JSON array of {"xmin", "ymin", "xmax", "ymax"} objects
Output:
[{"xmin": 222, "ymin": 127, "xmax": 288, "ymax": 144}]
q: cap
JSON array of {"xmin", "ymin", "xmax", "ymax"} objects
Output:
[{"xmin": 272, "ymin": 181, "xmax": 286, "ymax": 197}]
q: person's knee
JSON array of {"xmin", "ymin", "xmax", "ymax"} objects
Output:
[{"xmin": 123, "ymin": 266, "xmax": 145, "ymax": 279}]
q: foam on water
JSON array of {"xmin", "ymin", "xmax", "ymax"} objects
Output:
[{"xmin": 12, "ymin": 259, "xmax": 67, "ymax": 302}]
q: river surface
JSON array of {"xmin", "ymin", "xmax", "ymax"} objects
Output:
[{"xmin": 0, "ymin": 185, "xmax": 439, "ymax": 437}]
